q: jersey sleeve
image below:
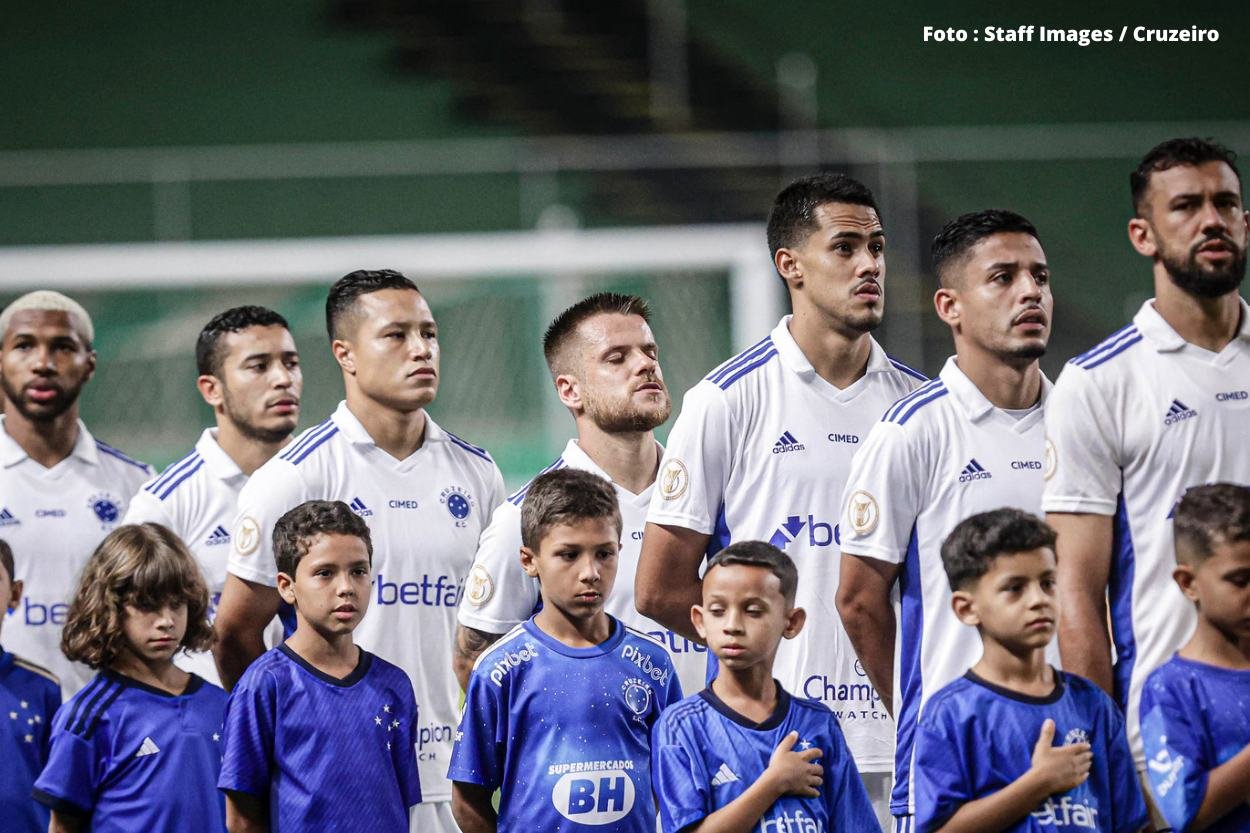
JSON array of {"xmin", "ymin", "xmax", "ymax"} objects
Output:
[
  {"xmin": 446, "ymin": 666, "xmax": 506, "ymax": 789},
  {"xmin": 120, "ymin": 487, "xmax": 175, "ymax": 529},
  {"xmin": 216, "ymin": 669, "xmax": 277, "ymax": 798},
  {"xmin": 839, "ymin": 421, "xmax": 924, "ymax": 564},
  {"xmin": 226, "ymin": 460, "xmax": 309, "ymax": 587},
  {"xmin": 1041, "ymin": 364, "xmax": 1122, "ymax": 516},
  {"xmin": 397, "ymin": 676, "xmax": 423, "ymax": 808},
  {"xmin": 32, "ymin": 707, "xmax": 110, "ymax": 816},
  {"xmin": 483, "ymin": 463, "xmax": 506, "ymax": 519},
  {"xmin": 456, "ymin": 500, "xmax": 538, "ymax": 634},
  {"xmin": 912, "ymin": 699, "xmax": 970, "ymax": 833},
  {"xmin": 1139, "ymin": 672, "xmax": 1203, "ymax": 832},
  {"xmin": 646, "ymin": 382, "xmax": 733, "ymax": 535},
  {"xmin": 822, "ymin": 713, "xmax": 882, "ymax": 833},
  {"xmin": 650, "ymin": 712, "xmax": 711, "ymax": 833}
]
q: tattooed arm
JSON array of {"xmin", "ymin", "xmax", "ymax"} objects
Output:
[{"xmin": 453, "ymin": 625, "xmax": 502, "ymax": 692}]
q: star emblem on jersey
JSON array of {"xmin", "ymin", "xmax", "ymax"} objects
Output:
[
  {"xmin": 8, "ymin": 697, "xmax": 42, "ymax": 743},
  {"xmin": 439, "ymin": 486, "xmax": 475, "ymax": 524},
  {"xmin": 374, "ymin": 704, "xmax": 401, "ymax": 742},
  {"xmin": 659, "ymin": 458, "xmax": 688, "ymax": 500},
  {"xmin": 466, "ymin": 565, "xmax": 495, "ymax": 607},
  {"xmin": 1043, "ymin": 437, "xmax": 1057, "ymax": 481},
  {"xmin": 710, "ymin": 762, "xmax": 740, "ymax": 786},
  {"xmin": 847, "ymin": 490, "xmax": 879, "ymax": 535},
  {"xmin": 234, "ymin": 516, "xmax": 260, "ymax": 556},
  {"xmin": 135, "ymin": 736, "xmax": 161, "ymax": 757},
  {"xmin": 86, "ymin": 492, "xmax": 121, "ymax": 527},
  {"xmin": 771, "ymin": 431, "xmax": 806, "ymax": 454},
  {"xmin": 621, "ymin": 678, "xmax": 652, "ymax": 723},
  {"xmin": 1163, "ymin": 399, "xmax": 1198, "ymax": 425}
]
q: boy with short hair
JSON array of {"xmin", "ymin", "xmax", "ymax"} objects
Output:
[
  {"xmin": 913, "ymin": 508, "xmax": 1148, "ymax": 833},
  {"xmin": 1140, "ymin": 483, "xmax": 1250, "ymax": 833},
  {"xmin": 217, "ymin": 500, "xmax": 421, "ymax": 833},
  {"xmin": 449, "ymin": 468, "xmax": 682, "ymax": 833},
  {"xmin": 651, "ymin": 540, "xmax": 879, "ymax": 833},
  {"xmin": 0, "ymin": 539, "xmax": 61, "ymax": 833}
]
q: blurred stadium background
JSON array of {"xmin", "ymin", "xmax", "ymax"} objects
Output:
[{"xmin": 2, "ymin": 0, "xmax": 1249, "ymax": 482}]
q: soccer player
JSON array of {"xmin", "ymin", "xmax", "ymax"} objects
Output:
[
  {"xmin": 652, "ymin": 541, "xmax": 879, "ymax": 833},
  {"xmin": 218, "ymin": 501, "xmax": 421, "ymax": 833},
  {"xmin": 914, "ymin": 509, "xmax": 1147, "ymax": 833},
  {"xmin": 636, "ymin": 173, "xmax": 926, "ymax": 821},
  {"xmin": 453, "ymin": 292, "xmax": 706, "ymax": 694},
  {"xmin": 214, "ymin": 270, "xmax": 504, "ymax": 833},
  {"xmin": 1140, "ymin": 484, "xmax": 1250, "ymax": 832},
  {"xmin": 34, "ymin": 523, "xmax": 227, "ymax": 833},
  {"xmin": 0, "ymin": 539, "xmax": 61, "ymax": 833},
  {"xmin": 837, "ymin": 209, "xmax": 1056, "ymax": 828},
  {"xmin": 123, "ymin": 306, "xmax": 302, "ymax": 686},
  {"xmin": 0, "ymin": 291, "xmax": 152, "ymax": 694},
  {"xmin": 449, "ymin": 469, "xmax": 681, "ymax": 833},
  {"xmin": 1044, "ymin": 138, "xmax": 1250, "ymax": 791}
]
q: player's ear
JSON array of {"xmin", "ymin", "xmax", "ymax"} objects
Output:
[
  {"xmin": 690, "ymin": 604, "xmax": 707, "ymax": 641},
  {"xmin": 1127, "ymin": 215, "xmax": 1157, "ymax": 258},
  {"xmin": 782, "ymin": 605, "xmax": 806, "ymax": 640},
  {"xmin": 774, "ymin": 247, "xmax": 803, "ymax": 292},
  {"xmin": 950, "ymin": 589, "xmax": 978, "ymax": 626},
  {"xmin": 275, "ymin": 572, "xmax": 297, "ymax": 605},
  {"xmin": 1171, "ymin": 564, "xmax": 1198, "ymax": 602},
  {"xmin": 554, "ymin": 372, "xmax": 581, "ymax": 411},
  {"xmin": 6, "ymin": 578, "xmax": 21, "ymax": 613},
  {"xmin": 519, "ymin": 546, "xmax": 539, "ymax": 578},
  {"xmin": 197, "ymin": 374, "xmax": 225, "ymax": 408},
  {"xmin": 331, "ymin": 338, "xmax": 356, "ymax": 375},
  {"xmin": 933, "ymin": 285, "xmax": 960, "ymax": 328},
  {"xmin": 83, "ymin": 348, "xmax": 98, "ymax": 383}
]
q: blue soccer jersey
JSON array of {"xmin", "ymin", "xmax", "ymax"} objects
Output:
[
  {"xmin": 1140, "ymin": 655, "xmax": 1250, "ymax": 833},
  {"xmin": 651, "ymin": 683, "xmax": 879, "ymax": 833},
  {"xmin": 0, "ymin": 647, "xmax": 60, "ymax": 833},
  {"xmin": 33, "ymin": 670, "xmax": 226, "ymax": 833},
  {"xmin": 449, "ymin": 616, "xmax": 682, "ymax": 832},
  {"xmin": 217, "ymin": 644, "xmax": 421, "ymax": 833},
  {"xmin": 913, "ymin": 670, "xmax": 1148, "ymax": 833}
]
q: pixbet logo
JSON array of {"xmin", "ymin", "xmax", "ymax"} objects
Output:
[
  {"xmin": 488, "ymin": 643, "xmax": 539, "ymax": 686},
  {"xmin": 620, "ymin": 644, "xmax": 671, "ymax": 685}
]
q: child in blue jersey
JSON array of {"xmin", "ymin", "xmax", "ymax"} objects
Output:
[
  {"xmin": 217, "ymin": 500, "xmax": 420, "ymax": 833},
  {"xmin": 913, "ymin": 509, "xmax": 1148, "ymax": 833},
  {"xmin": 1140, "ymin": 483, "xmax": 1250, "ymax": 833},
  {"xmin": 1, "ymin": 539, "xmax": 61, "ymax": 833},
  {"xmin": 449, "ymin": 468, "xmax": 682, "ymax": 832},
  {"xmin": 651, "ymin": 540, "xmax": 879, "ymax": 833},
  {"xmin": 33, "ymin": 523, "xmax": 227, "ymax": 833}
]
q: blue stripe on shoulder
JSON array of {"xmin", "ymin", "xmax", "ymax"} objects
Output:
[
  {"xmin": 70, "ymin": 679, "xmax": 119, "ymax": 737},
  {"xmin": 279, "ymin": 419, "xmax": 334, "ymax": 462},
  {"xmin": 62, "ymin": 676, "xmax": 106, "ymax": 734},
  {"xmin": 95, "ymin": 442, "xmax": 150, "ymax": 472},
  {"xmin": 289, "ymin": 426, "xmax": 339, "ymax": 465},
  {"xmin": 1075, "ymin": 332, "xmax": 1143, "ymax": 370},
  {"xmin": 883, "ymin": 379, "xmax": 943, "ymax": 422},
  {"xmin": 144, "ymin": 449, "xmax": 201, "ymax": 494},
  {"xmin": 890, "ymin": 385, "xmax": 949, "ymax": 426},
  {"xmin": 706, "ymin": 336, "xmax": 773, "ymax": 384},
  {"xmin": 507, "ymin": 458, "xmax": 567, "ymax": 506},
  {"xmin": 888, "ymin": 356, "xmax": 928, "ymax": 382},
  {"xmin": 717, "ymin": 348, "xmax": 778, "ymax": 390},
  {"xmin": 1071, "ymin": 324, "xmax": 1139, "ymax": 368},
  {"xmin": 157, "ymin": 459, "xmax": 205, "ymax": 501},
  {"xmin": 446, "ymin": 431, "xmax": 493, "ymax": 462}
]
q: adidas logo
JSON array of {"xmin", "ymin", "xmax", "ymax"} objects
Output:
[
  {"xmin": 349, "ymin": 497, "xmax": 373, "ymax": 517},
  {"xmin": 771, "ymin": 431, "xmax": 806, "ymax": 455},
  {"xmin": 0, "ymin": 508, "xmax": 18, "ymax": 527},
  {"xmin": 135, "ymin": 736, "xmax": 160, "ymax": 757},
  {"xmin": 958, "ymin": 458, "xmax": 992, "ymax": 483},
  {"xmin": 1164, "ymin": 399, "xmax": 1198, "ymax": 426},
  {"xmin": 710, "ymin": 762, "xmax": 740, "ymax": 786},
  {"xmin": 205, "ymin": 525, "xmax": 231, "ymax": 547}
]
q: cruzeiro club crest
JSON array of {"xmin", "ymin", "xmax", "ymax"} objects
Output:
[
  {"xmin": 621, "ymin": 677, "xmax": 652, "ymax": 724},
  {"xmin": 439, "ymin": 485, "xmax": 475, "ymax": 527},
  {"xmin": 87, "ymin": 493, "xmax": 121, "ymax": 527}
]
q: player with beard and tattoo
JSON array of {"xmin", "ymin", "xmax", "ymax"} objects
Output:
[
  {"xmin": 837, "ymin": 210, "xmax": 1057, "ymax": 830},
  {"xmin": 1044, "ymin": 137, "xmax": 1250, "ymax": 825},
  {"xmin": 451, "ymin": 293, "xmax": 713, "ymax": 692},
  {"xmin": 0, "ymin": 291, "xmax": 152, "ymax": 695},
  {"xmin": 122, "ymin": 306, "xmax": 301, "ymax": 687}
]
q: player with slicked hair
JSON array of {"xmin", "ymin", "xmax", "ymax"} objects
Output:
[
  {"xmin": 122, "ymin": 305, "xmax": 302, "ymax": 686},
  {"xmin": 214, "ymin": 270, "xmax": 504, "ymax": 833},
  {"xmin": 452, "ymin": 291, "xmax": 709, "ymax": 694},
  {"xmin": 0, "ymin": 290, "xmax": 152, "ymax": 695},
  {"xmin": 636, "ymin": 173, "xmax": 927, "ymax": 827},
  {"xmin": 837, "ymin": 209, "xmax": 1057, "ymax": 830},
  {"xmin": 1044, "ymin": 137, "xmax": 1250, "ymax": 820}
]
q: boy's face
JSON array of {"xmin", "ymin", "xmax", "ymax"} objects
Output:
[
  {"xmin": 120, "ymin": 601, "xmax": 188, "ymax": 663},
  {"xmin": 277, "ymin": 533, "xmax": 372, "ymax": 638},
  {"xmin": 1175, "ymin": 539, "xmax": 1250, "ymax": 641},
  {"xmin": 521, "ymin": 518, "xmax": 620, "ymax": 624},
  {"xmin": 692, "ymin": 563, "xmax": 805, "ymax": 671},
  {"xmin": 952, "ymin": 547, "xmax": 1058, "ymax": 652}
]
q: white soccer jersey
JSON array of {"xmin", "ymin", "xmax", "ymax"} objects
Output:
[
  {"xmin": 0, "ymin": 417, "xmax": 152, "ymax": 694},
  {"xmin": 123, "ymin": 428, "xmax": 267, "ymax": 686},
  {"xmin": 456, "ymin": 438, "xmax": 707, "ymax": 694},
  {"xmin": 646, "ymin": 316, "xmax": 926, "ymax": 773},
  {"xmin": 225, "ymin": 401, "xmax": 505, "ymax": 803},
  {"xmin": 839, "ymin": 356, "xmax": 1054, "ymax": 816},
  {"xmin": 1043, "ymin": 298, "xmax": 1250, "ymax": 761}
]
